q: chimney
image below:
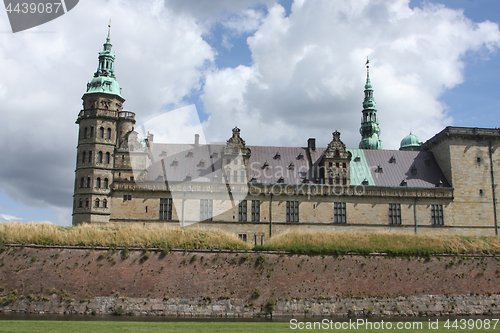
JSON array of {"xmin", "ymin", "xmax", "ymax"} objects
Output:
[
  {"xmin": 195, "ymin": 134, "xmax": 200, "ymax": 147},
  {"xmin": 147, "ymin": 132, "xmax": 154, "ymax": 142},
  {"xmin": 308, "ymin": 138, "xmax": 316, "ymax": 151}
]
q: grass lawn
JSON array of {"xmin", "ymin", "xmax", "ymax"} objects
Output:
[{"xmin": 0, "ymin": 320, "xmax": 497, "ymax": 333}]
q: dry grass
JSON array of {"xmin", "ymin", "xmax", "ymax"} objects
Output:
[
  {"xmin": 255, "ymin": 230, "xmax": 500, "ymax": 255},
  {"xmin": 0, "ymin": 223, "xmax": 251, "ymax": 251},
  {"xmin": 2, "ymin": 224, "xmax": 500, "ymax": 255}
]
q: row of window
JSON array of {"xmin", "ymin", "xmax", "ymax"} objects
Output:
[
  {"xmin": 83, "ymin": 126, "xmax": 112, "ymax": 140},
  {"xmin": 328, "ymin": 174, "xmax": 348, "ymax": 185},
  {"xmin": 81, "ymin": 151, "xmax": 111, "ymax": 164},
  {"xmin": 136, "ymin": 197, "xmax": 446, "ymax": 225},
  {"xmin": 77, "ymin": 198, "xmax": 108, "ymax": 208},
  {"xmin": 79, "ymin": 177, "xmax": 109, "ymax": 189}
]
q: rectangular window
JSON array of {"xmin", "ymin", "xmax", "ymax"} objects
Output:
[
  {"xmin": 238, "ymin": 200, "xmax": 247, "ymax": 222},
  {"xmin": 200, "ymin": 199, "xmax": 213, "ymax": 221},
  {"xmin": 334, "ymin": 202, "xmax": 346, "ymax": 223},
  {"xmin": 241, "ymin": 170, "xmax": 246, "ymax": 183},
  {"xmin": 286, "ymin": 201, "xmax": 299, "ymax": 223},
  {"xmin": 160, "ymin": 198, "xmax": 173, "ymax": 220},
  {"xmin": 238, "ymin": 234, "xmax": 247, "ymax": 242},
  {"xmin": 431, "ymin": 204, "xmax": 444, "ymax": 225},
  {"xmin": 251, "ymin": 200, "xmax": 260, "ymax": 222},
  {"xmin": 233, "ymin": 170, "xmax": 238, "ymax": 183},
  {"xmin": 123, "ymin": 195, "xmax": 131, "ymax": 201},
  {"xmin": 389, "ymin": 203, "xmax": 401, "ymax": 225}
]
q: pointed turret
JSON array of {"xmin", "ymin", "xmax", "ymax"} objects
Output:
[
  {"xmin": 84, "ymin": 22, "xmax": 123, "ymax": 98},
  {"xmin": 359, "ymin": 58, "xmax": 382, "ymax": 150}
]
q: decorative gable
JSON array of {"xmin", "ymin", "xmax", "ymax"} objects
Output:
[{"xmin": 322, "ymin": 131, "xmax": 352, "ymax": 185}]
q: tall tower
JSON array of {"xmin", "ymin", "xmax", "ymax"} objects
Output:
[
  {"xmin": 73, "ymin": 25, "xmax": 135, "ymax": 225},
  {"xmin": 359, "ymin": 59, "xmax": 382, "ymax": 150}
]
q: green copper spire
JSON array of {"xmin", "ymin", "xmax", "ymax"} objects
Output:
[
  {"xmin": 84, "ymin": 22, "xmax": 123, "ymax": 98},
  {"xmin": 359, "ymin": 58, "xmax": 382, "ymax": 150}
]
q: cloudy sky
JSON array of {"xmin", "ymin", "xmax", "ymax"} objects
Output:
[{"xmin": 0, "ymin": 0, "xmax": 498, "ymax": 225}]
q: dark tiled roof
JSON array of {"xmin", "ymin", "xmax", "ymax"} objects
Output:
[
  {"xmin": 144, "ymin": 143, "xmax": 449, "ymax": 188},
  {"xmin": 363, "ymin": 149, "xmax": 450, "ymax": 188},
  {"xmin": 247, "ymin": 146, "xmax": 311, "ymax": 184}
]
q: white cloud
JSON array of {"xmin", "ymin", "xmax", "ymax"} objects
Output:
[
  {"xmin": 0, "ymin": 214, "xmax": 23, "ymax": 222},
  {"xmin": 202, "ymin": 0, "xmax": 500, "ymax": 149},
  {"xmin": 0, "ymin": 0, "xmax": 215, "ymax": 225}
]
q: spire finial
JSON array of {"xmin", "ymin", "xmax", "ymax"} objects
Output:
[
  {"xmin": 365, "ymin": 56, "xmax": 370, "ymax": 80},
  {"xmin": 107, "ymin": 19, "xmax": 111, "ymax": 42}
]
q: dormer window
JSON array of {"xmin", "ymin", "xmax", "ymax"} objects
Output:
[
  {"xmin": 160, "ymin": 150, "xmax": 167, "ymax": 157},
  {"xmin": 375, "ymin": 165, "xmax": 383, "ymax": 173},
  {"xmin": 354, "ymin": 156, "xmax": 360, "ymax": 162},
  {"xmin": 186, "ymin": 151, "xmax": 194, "ymax": 157},
  {"xmin": 171, "ymin": 159, "xmax": 178, "ymax": 166},
  {"xmin": 297, "ymin": 153, "xmax": 304, "ymax": 160},
  {"xmin": 302, "ymin": 177, "xmax": 309, "ymax": 183},
  {"xmin": 212, "ymin": 152, "xmax": 219, "ymax": 159},
  {"xmin": 362, "ymin": 179, "xmax": 369, "ymax": 185},
  {"xmin": 274, "ymin": 152, "xmax": 281, "ymax": 160},
  {"xmin": 389, "ymin": 156, "xmax": 396, "ymax": 163},
  {"xmin": 288, "ymin": 162, "xmax": 295, "ymax": 170},
  {"xmin": 277, "ymin": 177, "xmax": 284, "ymax": 183},
  {"xmin": 400, "ymin": 179, "xmax": 408, "ymax": 186},
  {"xmin": 262, "ymin": 161, "xmax": 269, "ymax": 169},
  {"xmin": 185, "ymin": 174, "xmax": 192, "ymax": 181},
  {"xmin": 198, "ymin": 159, "xmax": 205, "ymax": 168},
  {"xmin": 436, "ymin": 180, "xmax": 443, "ymax": 187},
  {"xmin": 250, "ymin": 176, "xmax": 257, "ymax": 183}
]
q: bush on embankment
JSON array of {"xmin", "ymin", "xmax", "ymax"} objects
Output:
[{"xmin": 254, "ymin": 230, "xmax": 500, "ymax": 256}]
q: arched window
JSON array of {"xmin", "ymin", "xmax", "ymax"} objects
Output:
[
  {"xmin": 103, "ymin": 199, "xmax": 108, "ymax": 208},
  {"xmin": 107, "ymin": 128, "xmax": 112, "ymax": 139},
  {"xmin": 98, "ymin": 151, "xmax": 103, "ymax": 163},
  {"xmin": 78, "ymin": 199, "xmax": 83, "ymax": 208},
  {"xmin": 96, "ymin": 177, "xmax": 101, "ymax": 188},
  {"xmin": 80, "ymin": 177, "xmax": 84, "ymax": 188},
  {"xmin": 86, "ymin": 177, "xmax": 91, "ymax": 188},
  {"xmin": 82, "ymin": 151, "xmax": 86, "ymax": 164},
  {"xmin": 335, "ymin": 175, "xmax": 340, "ymax": 185},
  {"xmin": 88, "ymin": 151, "xmax": 92, "ymax": 163},
  {"xmin": 103, "ymin": 178, "xmax": 109, "ymax": 189},
  {"xmin": 95, "ymin": 198, "xmax": 100, "ymax": 208},
  {"xmin": 83, "ymin": 127, "xmax": 88, "ymax": 139},
  {"xmin": 99, "ymin": 127, "xmax": 104, "ymax": 138},
  {"xmin": 85, "ymin": 198, "xmax": 89, "ymax": 207},
  {"xmin": 105, "ymin": 152, "xmax": 110, "ymax": 164},
  {"xmin": 90, "ymin": 126, "xmax": 94, "ymax": 138}
]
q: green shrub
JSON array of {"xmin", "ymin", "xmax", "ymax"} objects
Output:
[
  {"xmin": 256, "ymin": 255, "xmax": 266, "ymax": 266},
  {"xmin": 114, "ymin": 306, "xmax": 124, "ymax": 315},
  {"xmin": 190, "ymin": 255, "xmax": 197, "ymax": 263},
  {"xmin": 121, "ymin": 246, "xmax": 129, "ymax": 259},
  {"xmin": 251, "ymin": 289, "xmax": 262, "ymax": 298}
]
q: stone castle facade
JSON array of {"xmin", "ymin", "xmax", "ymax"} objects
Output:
[{"xmin": 73, "ymin": 32, "xmax": 500, "ymax": 240}]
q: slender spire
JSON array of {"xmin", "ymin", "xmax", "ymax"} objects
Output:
[
  {"xmin": 358, "ymin": 57, "xmax": 382, "ymax": 150},
  {"xmin": 84, "ymin": 24, "xmax": 123, "ymax": 98},
  {"xmin": 107, "ymin": 19, "xmax": 111, "ymax": 42}
]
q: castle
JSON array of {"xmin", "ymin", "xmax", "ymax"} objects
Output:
[{"xmin": 72, "ymin": 31, "xmax": 500, "ymax": 240}]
